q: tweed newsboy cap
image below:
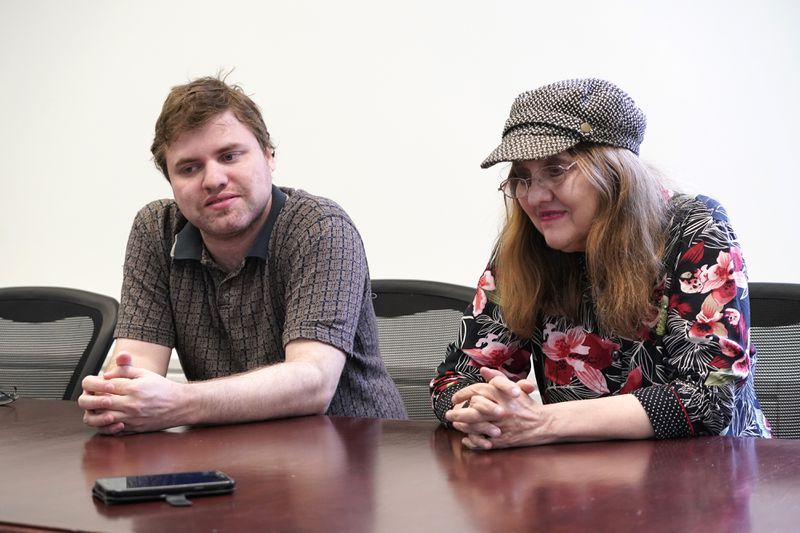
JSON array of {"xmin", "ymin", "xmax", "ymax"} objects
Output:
[{"xmin": 481, "ymin": 78, "xmax": 646, "ymax": 168}]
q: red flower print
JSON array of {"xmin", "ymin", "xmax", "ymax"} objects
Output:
[
  {"xmin": 723, "ymin": 308, "xmax": 741, "ymax": 327},
  {"xmin": 679, "ymin": 268, "xmax": 706, "ymax": 294},
  {"xmin": 541, "ymin": 325, "xmax": 616, "ymax": 394},
  {"xmin": 678, "ymin": 242, "xmax": 706, "ymax": 294},
  {"xmin": 677, "ymin": 245, "xmax": 746, "ymax": 307},
  {"xmin": 703, "ymin": 249, "xmax": 746, "ymax": 306},
  {"xmin": 682, "ymin": 241, "xmax": 706, "ymax": 264},
  {"xmin": 721, "ymin": 337, "xmax": 751, "ymax": 377},
  {"xmin": 688, "ymin": 296, "xmax": 728, "ymax": 342},
  {"xmin": 472, "ymin": 270, "xmax": 496, "ymax": 316},
  {"xmin": 732, "ymin": 352, "xmax": 751, "ymax": 377},
  {"xmin": 620, "ymin": 367, "xmax": 643, "ymax": 394},
  {"xmin": 669, "ymin": 293, "xmax": 694, "ymax": 319},
  {"xmin": 462, "ymin": 333, "xmax": 529, "ymax": 380}
]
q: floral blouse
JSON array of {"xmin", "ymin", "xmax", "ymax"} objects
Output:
[{"xmin": 431, "ymin": 194, "xmax": 771, "ymax": 439}]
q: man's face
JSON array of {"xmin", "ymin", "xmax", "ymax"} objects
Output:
[{"xmin": 165, "ymin": 110, "xmax": 275, "ymax": 246}]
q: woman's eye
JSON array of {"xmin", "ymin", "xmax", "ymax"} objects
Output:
[
  {"xmin": 511, "ymin": 173, "xmax": 531, "ymax": 182},
  {"xmin": 543, "ymin": 166, "xmax": 565, "ymax": 178}
]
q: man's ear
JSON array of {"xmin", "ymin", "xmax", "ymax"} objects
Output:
[{"xmin": 266, "ymin": 149, "xmax": 276, "ymax": 172}]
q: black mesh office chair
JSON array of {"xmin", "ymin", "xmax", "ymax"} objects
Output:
[
  {"xmin": 371, "ymin": 279, "xmax": 474, "ymax": 420},
  {"xmin": 748, "ymin": 282, "xmax": 800, "ymax": 438},
  {"xmin": 0, "ymin": 287, "xmax": 118, "ymax": 401}
]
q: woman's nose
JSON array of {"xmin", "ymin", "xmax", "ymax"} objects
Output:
[{"xmin": 524, "ymin": 180, "xmax": 554, "ymax": 204}]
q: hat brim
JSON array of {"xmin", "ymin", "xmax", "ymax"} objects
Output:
[{"xmin": 480, "ymin": 125, "xmax": 581, "ymax": 169}]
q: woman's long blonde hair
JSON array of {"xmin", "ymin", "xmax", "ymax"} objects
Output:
[{"xmin": 494, "ymin": 143, "xmax": 669, "ymax": 339}]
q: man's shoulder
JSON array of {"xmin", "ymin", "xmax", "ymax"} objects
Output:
[
  {"xmin": 135, "ymin": 198, "xmax": 179, "ymax": 220},
  {"xmin": 130, "ymin": 199, "xmax": 186, "ymax": 242},
  {"xmin": 278, "ymin": 187, "xmax": 355, "ymax": 228}
]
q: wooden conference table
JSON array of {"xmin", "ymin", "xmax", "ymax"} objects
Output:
[{"xmin": 1, "ymin": 399, "xmax": 799, "ymax": 533}]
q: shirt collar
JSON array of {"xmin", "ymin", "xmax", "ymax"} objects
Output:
[{"xmin": 171, "ymin": 185, "xmax": 287, "ymax": 261}]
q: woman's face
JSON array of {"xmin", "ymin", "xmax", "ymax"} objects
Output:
[{"xmin": 513, "ymin": 152, "xmax": 600, "ymax": 253}]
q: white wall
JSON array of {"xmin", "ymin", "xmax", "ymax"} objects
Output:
[{"xmin": 2, "ymin": 0, "xmax": 798, "ymax": 302}]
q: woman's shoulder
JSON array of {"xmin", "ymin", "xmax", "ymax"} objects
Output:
[
  {"xmin": 662, "ymin": 193, "xmax": 741, "ymax": 268},
  {"xmin": 668, "ymin": 193, "xmax": 732, "ymax": 225}
]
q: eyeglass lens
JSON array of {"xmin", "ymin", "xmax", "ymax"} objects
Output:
[
  {"xmin": 500, "ymin": 162, "xmax": 576, "ymax": 198},
  {"xmin": 0, "ymin": 387, "xmax": 18, "ymax": 405}
]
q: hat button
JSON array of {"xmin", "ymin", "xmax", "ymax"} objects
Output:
[{"xmin": 579, "ymin": 122, "xmax": 593, "ymax": 135}]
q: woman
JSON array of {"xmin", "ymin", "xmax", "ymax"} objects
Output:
[{"xmin": 431, "ymin": 78, "xmax": 771, "ymax": 449}]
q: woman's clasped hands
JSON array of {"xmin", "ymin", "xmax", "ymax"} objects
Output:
[{"xmin": 446, "ymin": 367, "xmax": 553, "ymax": 450}]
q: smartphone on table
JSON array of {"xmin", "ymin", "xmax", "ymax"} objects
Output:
[{"xmin": 92, "ymin": 470, "xmax": 235, "ymax": 505}]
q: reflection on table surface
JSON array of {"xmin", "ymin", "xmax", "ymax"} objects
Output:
[
  {"xmin": 431, "ymin": 427, "xmax": 764, "ymax": 532},
  {"xmin": 2, "ymin": 398, "xmax": 800, "ymax": 533}
]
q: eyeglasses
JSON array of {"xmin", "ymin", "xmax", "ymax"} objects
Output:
[
  {"xmin": 0, "ymin": 386, "xmax": 17, "ymax": 406},
  {"xmin": 498, "ymin": 161, "xmax": 578, "ymax": 199}
]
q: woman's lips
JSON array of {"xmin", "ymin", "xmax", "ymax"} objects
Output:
[{"xmin": 538, "ymin": 210, "xmax": 566, "ymax": 222}]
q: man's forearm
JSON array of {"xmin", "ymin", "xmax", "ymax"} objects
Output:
[
  {"xmin": 179, "ymin": 360, "xmax": 339, "ymax": 425},
  {"xmin": 176, "ymin": 339, "xmax": 347, "ymax": 426},
  {"xmin": 105, "ymin": 338, "xmax": 172, "ymax": 375}
]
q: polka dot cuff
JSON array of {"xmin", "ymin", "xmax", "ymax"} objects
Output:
[
  {"xmin": 633, "ymin": 386, "xmax": 694, "ymax": 439},
  {"xmin": 433, "ymin": 383, "xmax": 470, "ymax": 425}
]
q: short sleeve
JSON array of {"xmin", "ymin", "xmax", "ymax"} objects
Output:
[
  {"xmin": 281, "ymin": 212, "xmax": 367, "ymax": 355},
  {"xmin": 114, "ymin": 201, "xmax": 177, "ymax": 348}
]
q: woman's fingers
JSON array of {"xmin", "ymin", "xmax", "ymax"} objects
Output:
[
  {"xmin": 484, "ymin": 375, "xmax": 524, "ymax": 399},
  {"xmin": 451, "ymin": 420, "xmax": 501, "ymax": 439},
  {"xmin": 452, "ymin": 382, "xmax": 497, "ymax": 405},
  {"xmin": 446, "ymin": 394, "xmax": 503, "ymax": 423},
  {"xmin": 462, "ymin": 433, "xmax": 494, "ymax": 450}
]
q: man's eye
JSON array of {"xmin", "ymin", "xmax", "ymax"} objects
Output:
[
  {"xmin": 221, "ymin": 152, "xmax": 241, "ymax": 162},
  {"xmin": 180, "ymin": 165, "xmax": 198, "ymax": 175}
]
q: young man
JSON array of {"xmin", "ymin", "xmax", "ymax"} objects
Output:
[{"xmin": 79, "ymin": 76, "xmax": 406, "ymax": 434}]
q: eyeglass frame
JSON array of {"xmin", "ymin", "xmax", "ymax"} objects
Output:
[
  {"xmin": 497, "ymin": 160, "xmax": 578, "ymax": 199},
  {"xmin": 0, "ymin": 386, "xmax": 18, "ymax": 406}
]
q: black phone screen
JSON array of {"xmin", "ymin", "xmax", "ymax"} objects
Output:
[
  {"xmin": 106, "ymin": 471, "xmax": 230, "ymax": 490},
  {"xmin": 93, "ymin": 470, "xmax": 235, "ymax": 504}
]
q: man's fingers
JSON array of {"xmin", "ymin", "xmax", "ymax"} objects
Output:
[
  {"xmin": 103, "ymin": 364, "xmax": 147, "ymax": 380},
  {"xmin": 80, "ymin": 375, "xmax": 115, "ymax": 396},
  {"xmin": 78, "ymin": 392, "xmax": 115, "ymax": 411},
  {"xmin": 83, "ymin": 407, "xmax": 122, "ymax": 428},
  {"xmin": 99, "ymin": 351, "xmax": 135, "ymax": 380},
  {"xmin": 114, "ymin": 352, "xmax": 134, "ymax": 367}
]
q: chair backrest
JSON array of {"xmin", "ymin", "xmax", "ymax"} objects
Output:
[
  {"xmin": 371, "ymin": 279, "xmax": 473, "ymax": 420},
  {"xmin": 0, "ymin": 287, "xmax": 118, "ymax": 401},
  {"xmin": 748, "ymin": 282, "xmax": 800, "ymax": 438}
]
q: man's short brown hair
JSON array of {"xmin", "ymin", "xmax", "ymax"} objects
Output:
[{"xmin": 151, "ymin": 76, "xmax": 275, "ymax": 181}]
